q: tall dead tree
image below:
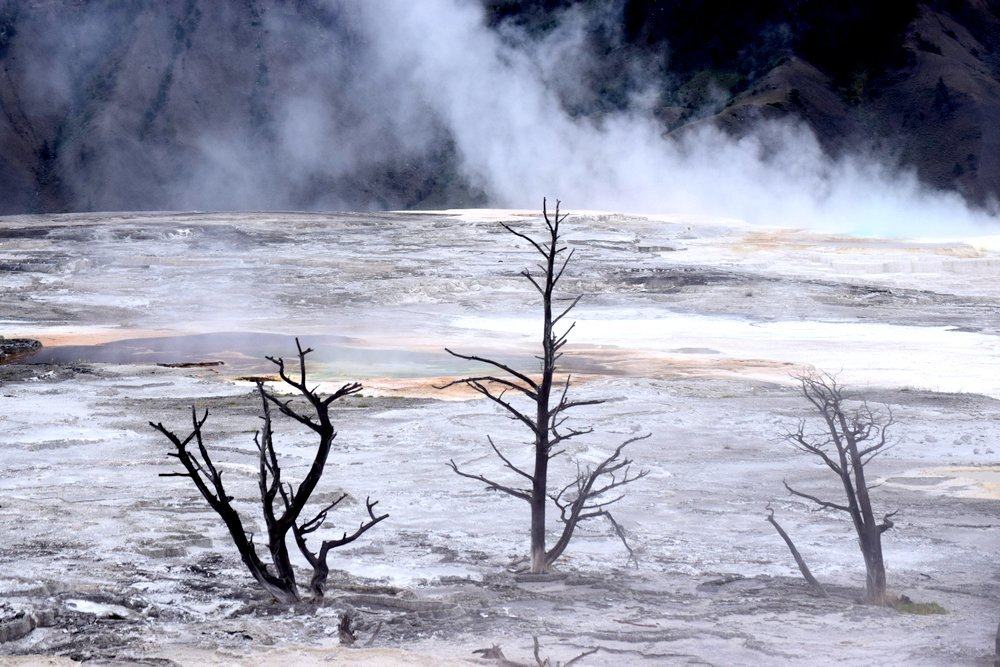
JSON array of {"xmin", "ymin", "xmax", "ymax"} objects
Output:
[
  {"xmin": 151, "ymin": 339, "xmax": 387, "ymax": 602},
  {"xmin": 783, "ymin": 372, "xmax": 898, "ymax": 604},
  {"xmin": 442, "ymin": 199, "xmax": 648, "ymax": 574}
]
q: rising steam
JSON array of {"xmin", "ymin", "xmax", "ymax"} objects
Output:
[
  {"xmin": 13, "ymin": 0, "xmax": 998, "ymax": 236},
  {"xmin": 349, "ymin": 0, "xmax": 997, "ymax": 236}
]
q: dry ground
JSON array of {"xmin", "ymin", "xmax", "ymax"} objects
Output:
[{"xmin": 0, "ymin": 210, "xmax": 997, "ymax": 664}]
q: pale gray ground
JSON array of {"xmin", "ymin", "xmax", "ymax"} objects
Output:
[{"xmin": 0, "ymin": 211, "xmax": 997, "ymax": 665}]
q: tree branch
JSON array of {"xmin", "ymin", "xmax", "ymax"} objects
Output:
[
  {"xmin": 443, "ymin": 348, "xmax": 539, "ymax": 390},
  {"xmin": 783, "ymin": 479, "xmax": 851, "ymax": 513},
  {"xmin": 447, "ymin": 459, "xmax": 531, "ymax": 501},
  {"xmin": 765, "ymin": 503, "xmax": 827, "ymax": 596}
]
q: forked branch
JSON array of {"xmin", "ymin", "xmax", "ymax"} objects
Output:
[{"xmin": 545, "ymin": 434, "xmax": 651, "ymax": 567}]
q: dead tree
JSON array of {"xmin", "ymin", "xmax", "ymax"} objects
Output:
[
  {"xmin": 442, "ymin": 199, "xmax": 648, "ymax": 574},
  {"xmin": 151, "ymin": 339, "xmax": 387, "ymax": 602},
  {"xmin": 782, "ymin": 372, "xmax": 897, "ymax": 605}
]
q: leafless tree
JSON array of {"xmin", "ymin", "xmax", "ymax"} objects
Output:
[
  {"xmin": 151, "ymin": 339, "xmax": 387, "ymax": 602},
  {"xmin": 442, "ymin": 199, "xmax": 649, "ymax": 574},
  {"xmin": 782, "ymin": 371, "xmax": 897, "ymax": 604}
]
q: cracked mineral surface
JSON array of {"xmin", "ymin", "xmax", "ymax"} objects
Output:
[{"xmin": 0, "ymin": 210, "xmax": 997, "ymax": 665}]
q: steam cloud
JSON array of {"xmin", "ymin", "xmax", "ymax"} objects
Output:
[
  {"xmin": 17, "ymin": 0, "xmax": 999, "ymax": 235},
  {"xmin": 349, "ymin": 0, "xmax": 996, "ymax": 236}
]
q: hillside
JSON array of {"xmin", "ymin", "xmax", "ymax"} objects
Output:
[{"xmin": 0, "ymin": 0, "xmax": 998, "ymax": 215}]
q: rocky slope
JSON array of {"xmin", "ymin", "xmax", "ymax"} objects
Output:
[{"xmin": 0, "ymin": 0, "xmax": 998, "ymax": 214}]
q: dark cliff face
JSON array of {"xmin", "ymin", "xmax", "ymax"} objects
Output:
[
  {"xmin": 0, "ymin": 1, "xmax": 483, "ymax": 214},
  {"xmin": 489, "ymin": 0, "xmax": 1000, "ymax": 205},
  {"xmin": 0, "ymin": 0, "xmax": 998, "ymax": 215}
]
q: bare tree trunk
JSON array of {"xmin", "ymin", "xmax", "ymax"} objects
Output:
[
  {"xmin": 308, "ymin": 560, "xmax": 330, "ymax": 598},
  {"xmin": 249, "ymin": 568, "xmax": 299, "ymax": 604},
  {"xmin": 529, "ymin": 459, "xmax": 548, "ymax": 573},
  {"xmin": 445, "ymin": 199, "xmax": 647, "ymax": 573},
  {"xmin": 528, "ymin": 201, "xmax": 558, "ymax": 575},
  {"xmin": 254, "ymin": 391, "xmax": 299, "ymax": 598},
  {"xmin": 766, "ymin": 505, "xmax": 826, "ymax": 596},
  {"xmin": 530, "ymin": 316, "xmax": 553, "ymax": 573},
  {"xmin": 860, "ymin": 531, "xmax": 888, "ymax": 604},
  {"xmin": 850, "ymin": 442, "xmax": 889, "ymax": 604}
]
